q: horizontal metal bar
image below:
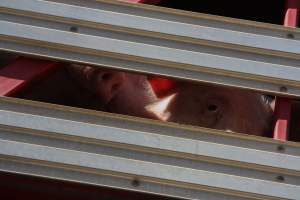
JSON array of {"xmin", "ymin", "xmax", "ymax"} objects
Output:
[
  {"xmin": 0, "ymin": 97, "xmax": 300, "ymax": 199},
  {"xmin": 1, "ymin": 22, "xmax": 300, "ymax": 97},
  {"xmin": 1, "ymin": 0, "xmax": 300, "ymax": 96},
  {"xmin": 1, "ymin": 126, "xmax": 299, "ymax": 187},
  {"xmin": 1, "ymin": 109, "xmax": 300, "ymax": 172},
  {"xmin": 0, "ymin": 139, "xmax": 299, "ymax": 199},
  {"xmin": 3, "ymin": 39, "xmax": 300, "ymax": 98},
  {"xmin": 1, "ymin": 0, "xmax": 300, "ymax": 55},
  {"xmin": 0, "ymin": 97, "xmax": 299, "ymax": 173},
  {"xmin": 1, "ymin": 21, "xmax": 300, "ymax": 83},
  {"xmin": 0, "ymin": 160, "xmax": 251, "ymax": 200}
]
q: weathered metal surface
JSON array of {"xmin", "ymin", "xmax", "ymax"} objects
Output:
[
  {"xmin": 0, "ymin": 97, "xmax": 299, "ymax": 199},
  {"xmin": 1, "ymin": 0, "xmax": 300, "ymax": 96}
]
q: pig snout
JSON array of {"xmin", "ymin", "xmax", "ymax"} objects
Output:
[
  {"xmin": 94, "ymin": 71, "xmax": 125, "ymax": 105},
  {"xmin": 67, "ymin": 64, "xmax": 125, "ymax": 105}
]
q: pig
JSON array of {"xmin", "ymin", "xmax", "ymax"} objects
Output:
[{"xmin": 67, "ymin": 64, "xmax": 273, "ymax": 136}]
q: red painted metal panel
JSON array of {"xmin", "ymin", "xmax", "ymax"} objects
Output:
[
  {"xmin": 284, "ymin": 0, "xmax": 300, "ymax": 27},
  {"xmin": 273, "ymin": 0, "xmax": 299, "ymax": 141},
  {"xmin": 0, "ymin": 57, "xmax": 61, "ymax": 97},
  {"xmin": 273, "ymin": 97, "xmax": 292, "ymax": 140}
]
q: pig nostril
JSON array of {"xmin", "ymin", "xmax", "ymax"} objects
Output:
[
  {"xmin": 102, "ymin": 73, "xmax": 113, "ymax": 81},
  {"xmin": 207, "ymin": 104, "xmax": 218, "ymax": 112}
]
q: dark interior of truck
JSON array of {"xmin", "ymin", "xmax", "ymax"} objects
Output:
[{"xmin": 158, "ymin": 0, "xmax": 286, "ymax": 25}]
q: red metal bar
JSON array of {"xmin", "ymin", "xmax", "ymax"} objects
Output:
[
  {"xmin": 273, "ymin": 0, "xmax": 299, "ymax": 141},
  {"xmin": 273, "ymin": 97, "xmax": 292, "ymax": 140},
  {"xmin": 284, "ymin": 0, "xmax": 300, "ymax": 27},
  {"xmin": 0, "ymin": 57, "xmax": 61, "ymax": 97}
]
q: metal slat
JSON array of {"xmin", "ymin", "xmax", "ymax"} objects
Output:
[
  {"xmin": 0, "ymin": 139, "xmax": 299, "ymax": 200},
  {"xmin": 1, "ymin": 21, "xmax": 300, "ymax": 83},
  {"xmin": 1, "ymin": 108, "xmax": 300, "ymax": 172},
  {"xmin": 1, "ymin": 0, "xmax": 300, "ymax": 96},
  {"xmin": 1, "ymin": 0, "xmax": 300, "ymax": 55},
  {"xmin": 1, "ymin": 97, "xmax": 300, "ymax": 171},
  {"xmin": 0, "ymin": 97, "xmax": 300, "ymax": 199}
]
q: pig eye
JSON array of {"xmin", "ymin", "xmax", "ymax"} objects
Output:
[{"xmin": 207, "ymin": 104, "xmax": 218, "ymax": 112}]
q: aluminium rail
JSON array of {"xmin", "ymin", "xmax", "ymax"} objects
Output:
[
  {"xmin": 0, "ymin": 97, "xmax": 300, "ymax": 200},
  {"xmin": 1, "ymin": 0, "xmax": 300, "ymax": 96}
]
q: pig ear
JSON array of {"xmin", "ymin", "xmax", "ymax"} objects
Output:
[
  {"xmin": 145, "ymin": 93, "xmax": 177, "ymax": 121},
  {"xmin": 261, "ymin": 95, "xmax": 275, "ymax": 112},
  {"xmin": 269, "ymin": 99, "xmax": 275, "ymax": 112}
]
